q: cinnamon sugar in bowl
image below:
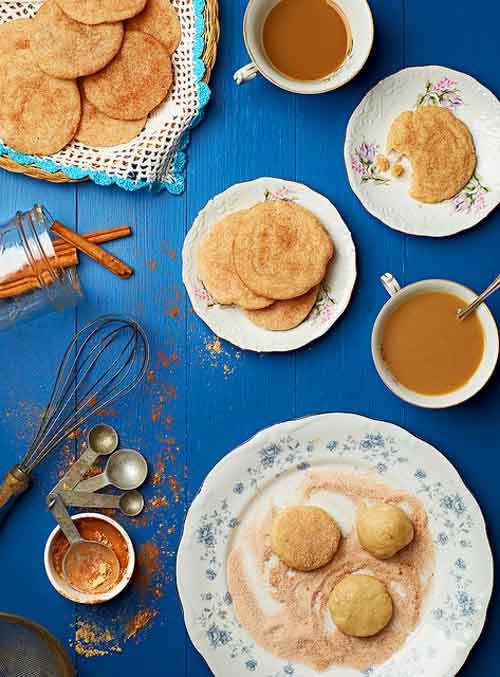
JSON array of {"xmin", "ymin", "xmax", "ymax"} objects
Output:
[{"xmin": 44, "ymin": 513, "xmax": 135, "ymax": 604}]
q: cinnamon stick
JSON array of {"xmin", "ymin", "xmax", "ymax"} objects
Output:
[
  {"xmin": 50, "ymin": 221, "xmax": 133, "ymax": 279},
  {"xmin": 53, "ymin": 225, "xmax": 131, "ymax": 258}
]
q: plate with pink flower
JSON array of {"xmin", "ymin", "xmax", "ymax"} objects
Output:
[
  {"xmin": 182, "ymin": 178, "xmax": 357, "ymax": 352},
  {"xmin": 345, "ymin": 66, "xmax": 500, "ymax": 237}
]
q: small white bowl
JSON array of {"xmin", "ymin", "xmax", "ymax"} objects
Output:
[
  {"xmin": 44, "ymin": 512, "xmax": 135, "ymax": 605},
  {"xmin": 372, "ymin": 274, "xmax": 499, "ymax": 409}
]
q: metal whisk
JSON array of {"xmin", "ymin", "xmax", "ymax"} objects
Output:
[{"xmin": 0, "ymin": 315, "xmax": 150, "ymax": 525}]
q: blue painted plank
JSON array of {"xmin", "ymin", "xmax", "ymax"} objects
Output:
[
  {"xmin": 0, "ymin": 173, "xmax": 77, "ymax": 663},
  {"xmin": 185, "ymin": 1, "xmax": 297, "ymax": 674},
  {"xmin": 403, "ymin": 2, "xmax": 500, "ymax": 675},
  {"xmin": 72, "ymin": 180, "xmax": 188, "ymax": 675},
  {"xmin": 294, "ymin": 0, "xmax": 406, "ymax": 424}
]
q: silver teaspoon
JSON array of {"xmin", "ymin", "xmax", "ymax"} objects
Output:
[{"xmin": 457, "ymin": 274, "xmax": 500, "ymax": 320}]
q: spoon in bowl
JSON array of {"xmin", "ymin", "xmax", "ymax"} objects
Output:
[
  {"xmin": 458, "ymin": 273, "xmax": 500, "ymax": 320},
  {"xmin": 74, "ymin": 449, "xmax": 148, "ymax": 493},
  {"xmin": 47, "ymin": 494, "xmax": 120, "ymax": 595}
]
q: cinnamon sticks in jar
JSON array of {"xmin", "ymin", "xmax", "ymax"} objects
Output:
[{"xmin": 0, "ymin": 225, "xmax": 132, "ymax": 298}]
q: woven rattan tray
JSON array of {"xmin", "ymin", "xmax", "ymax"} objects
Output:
[{"xmin": 0, "ymin": 0, "xmax": 220, "ymax": 184}]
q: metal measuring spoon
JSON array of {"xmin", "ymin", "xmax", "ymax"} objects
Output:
[
  {"xmin": 52, "ymin": 423, "xmax": 119, "ymax": 493},
  {"xmin": 47, "ymin": 494, "xmax": 120, "ymax": 595},
  {"xmin": 57, "ymin": 489, "xmax": 145, "ymax": 517},
  {"xmin": 75, "ymin": 449, "xmax": 148, "ymax": 493}
]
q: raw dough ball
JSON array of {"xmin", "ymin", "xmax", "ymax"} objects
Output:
[
  {"xmin": 357, "ymin": 503, "xmax": 414, "ymax": 560},
  {"xmin": 328, "ymin": 573, "xmax": 393, "ymax": 637},
  {"xmin": 271, "ymin": 506, "xmax": 341, "ymax": 571}
]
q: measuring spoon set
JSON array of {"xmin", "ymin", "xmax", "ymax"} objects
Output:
[{"xmin": 46, "ymin": 423, "xmax": 148, "ymax": 592}]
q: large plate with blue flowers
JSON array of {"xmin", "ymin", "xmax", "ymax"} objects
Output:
[
  {"xmin": 177, "ymin": 413, "xmax": 492, "ymax": 676},
  {"xmin": 345, "ymin": 66, "xmax": 500, "ymax": 237}
]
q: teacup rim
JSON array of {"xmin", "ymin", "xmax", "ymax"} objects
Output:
[
  {"xmin": 243, "ymin": 0, "xmax": 375, "ymax": 95},
  {"xmin": 371, "ymin": 278, "xmax": 500, "ymax": 409}
]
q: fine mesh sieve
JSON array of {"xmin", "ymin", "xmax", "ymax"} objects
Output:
[{"xmin": 0, "ymin": 614, "xmax": 75, "ymax": 677}]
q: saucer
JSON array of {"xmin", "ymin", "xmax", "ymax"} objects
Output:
[
  {"xmin": 182, "ymin": 177, "xmax": 357, "ymax": 352},
  {"xmin": 345, "ymin": 66, "xmax": 500, "ymax": 237}
]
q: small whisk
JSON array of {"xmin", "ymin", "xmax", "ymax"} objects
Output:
[{"xmin": 0, "ymin": 315, "xmax": 150, "ymax": 524}]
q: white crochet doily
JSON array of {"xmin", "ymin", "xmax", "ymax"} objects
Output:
[{"xmin": 0, "ymin": 0, "xmax": 210, "ymax": 192}]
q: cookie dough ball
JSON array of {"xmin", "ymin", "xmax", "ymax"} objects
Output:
[
  {"xmin": 357, "ymin": 503, "xmax": 414, "ymax": 560},
  {"xmin": 271, "ymin": 506, "xmax": 341, "ymax": 571},
  {"xmin": 328, "ymin": 574, "xmax": 393, "ymax": 637}
]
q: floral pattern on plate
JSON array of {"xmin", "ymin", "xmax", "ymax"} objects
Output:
[
  {"xmin": 351, "ymin": 143, "xmax": 389, "ymax": 184},
  {"xmin": 345, "ymin": 66, "xmax": 500, "ymax": 236},
  {"xmin": 177, "ymin": 414, "xmax": 493, "ymax": 676},
  {"xmin": 182, "ymin": 178, "xmax": 356, "ymax": 352}
]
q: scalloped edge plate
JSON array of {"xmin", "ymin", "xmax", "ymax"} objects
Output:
[
  {"xmin": 182, "ymin": 178, "xmax": 357, "ymax": 352},
  {"xmin": 177, "ymin": 413, "xmax": 493, "ymax": 677}
]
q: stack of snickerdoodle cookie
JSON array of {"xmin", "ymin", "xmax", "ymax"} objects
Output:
[
  {"xmin": 198, "ymin": 200, "xmax": 335, "ymax": 331},
  {"xmin": 0, "ymin": 0, "xmax": 180, "ymax": 155}
]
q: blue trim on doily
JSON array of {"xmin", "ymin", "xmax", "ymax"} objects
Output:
[{"xmin": 0, "ymin": 0, "xmax": 212, "ymax": 194}]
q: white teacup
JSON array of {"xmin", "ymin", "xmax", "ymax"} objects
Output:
[
  {"xmin": 234, "ymin": 0, "xmax": 374, "ymax": 94},
  {"xmin": 371, "ymin": 274, "xmax": 499, "ymax": 409}
]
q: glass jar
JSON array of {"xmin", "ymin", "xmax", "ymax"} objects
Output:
[{"xmin": 0, "ymin": 204, "xmax": 83, "ymax": 330}]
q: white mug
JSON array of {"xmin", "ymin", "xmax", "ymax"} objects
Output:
[
  {"xmin": 371, "ymin": 274, "xmax": 499, "ymax": 409},
  {"xmin": 234, "ymin": 0, "xmax": 374, "ymax": 94}
]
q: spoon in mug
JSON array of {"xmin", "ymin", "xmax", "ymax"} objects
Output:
[{"xmin": 457, "ymin": 273, "xmax": 500, "ymax": 320}]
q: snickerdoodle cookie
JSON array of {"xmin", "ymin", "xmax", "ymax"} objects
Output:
[
  {"xmin": 0, "ymin": 19, "xmax": 32, "ymax": 64},
  {"xmin": 0, "ymin": 22, "xmax": 81, "ymax": 155},
  {"xmin": 83, "ymin": 31, "xmax": 172, "ymax": 120},
  {"xmin": 54, "ymin": 0, "xmax": 147, "ymax": 25},
  {"xmin": 233, "ymin": 201, "xmax": 334, "ymax": 300},
  {"xmin": 357, "ymin": 503, "xmax": 414, "ymax": 560},
  {"xmin": 76, "ymin": 97, "xmax": 147, "ymax": 147},
  {"xmin": 245, "ymin": 285, "xmax": 319, "ymax": 331},
  {"xmin": 271, "ymin": 506, "xmax": 341, "ymax": 571},
  {"xmin": 328, "ymin": 574, "xmax": 393, "ymax": 637},
  {"xmin": 198, "ymin": 211, "xmax": 274, "ymax": 310},
  {"xmin": 126, "ymin": 0, "xmax": 181, "ymax": 53},
  {"xmin": 387, "ymin": 106, "xmax": 476, "ymax": 203},
  {"xmin": 32, "ymin": 0, "xmax": 124, "ymax": 79}
]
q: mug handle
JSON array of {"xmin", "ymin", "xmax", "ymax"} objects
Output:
[
  {"xmin": 234, "ymin": 63, "xmax": 259, "ymax": 85},
  {"xmin": 380, "ymin": 273, "xmax": 401, "ymax": 297}
]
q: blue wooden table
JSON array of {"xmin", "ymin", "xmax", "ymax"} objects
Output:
[{"xmin": 0, "ymin": 1, "xmax": 498, "ymax": 675}]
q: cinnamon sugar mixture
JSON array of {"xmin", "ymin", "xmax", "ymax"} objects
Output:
[{"xmin": 227, "ymin": 471, "xmax": 435, "ymax": 672}]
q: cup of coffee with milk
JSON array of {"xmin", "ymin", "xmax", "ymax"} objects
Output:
[
  {"xmin": 234, "ymin": 0, "xmax": 374, "ymax": 94},
  {"xmin": 372, "ymin": 273, "xmax": 499, "ymax": 409}
]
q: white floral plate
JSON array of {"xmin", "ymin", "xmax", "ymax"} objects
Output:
[
  {"xmin": 345, "ymin": 66, "xmax": 500, "ymax": 237},
  {"xmin": 182, "ymin": 178, "xmax": 357, "ymax": 352},
  {"xmin": 177, "ymin": 413, "xmax": 493, "ymax": 677}
]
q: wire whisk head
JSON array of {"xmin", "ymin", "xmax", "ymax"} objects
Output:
[{"xmin": 21, "ymin": 315, "xmax": 150, "ymax": 474}]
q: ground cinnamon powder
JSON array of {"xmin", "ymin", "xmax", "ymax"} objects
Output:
[{"xmin": 227, "ymin": 471, "xmax": 435, "ymax": 672}]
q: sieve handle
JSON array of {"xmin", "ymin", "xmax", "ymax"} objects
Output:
[{"xmin": 0, "ymin": 465, "xmax": 31, "ymax": 526}]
